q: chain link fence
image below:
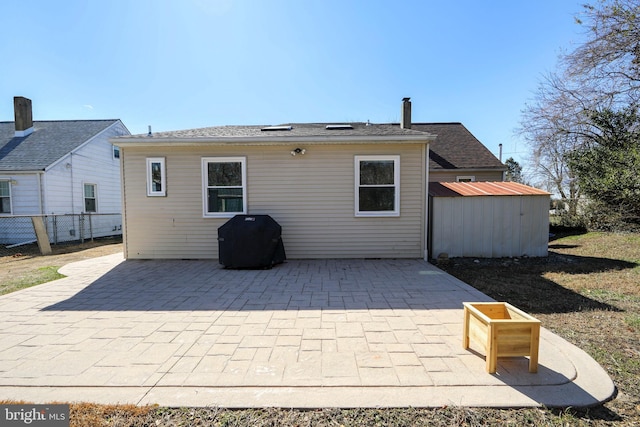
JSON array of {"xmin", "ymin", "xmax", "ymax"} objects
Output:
[{"xmin": 0, "ymin": 213, "xmax": 122, "ymax": 257}]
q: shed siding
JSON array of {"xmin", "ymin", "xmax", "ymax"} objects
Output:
[
  {"xmin": 122, "ymin": 144, "xmax": 426, "ymax": 259},
  {"xmin": 431, "ymin": 194, "xmax": 549, "ymax": 258}
]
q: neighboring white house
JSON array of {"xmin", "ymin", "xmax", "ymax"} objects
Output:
[{"xmin": 0, "ymin": 97, "xmax": 130, "ymax": 244}]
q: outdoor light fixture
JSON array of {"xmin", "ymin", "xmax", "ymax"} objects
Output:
[{"xmin": 290, "ymin": 148, "xmax": 306, "ymax": 156}]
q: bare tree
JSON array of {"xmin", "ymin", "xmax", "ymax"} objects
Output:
[
  {"xmin": 519, "ymin": 74, "xmax": 591, "ymax": 214},
  {"xmin": 519, "ymin": 0, "xmax": 640, "ymax": 215},
  {"xmin": 567, "ymin": 0, "xmax": 640, "ymax": 106}
]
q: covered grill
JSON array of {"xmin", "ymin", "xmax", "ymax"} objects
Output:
[{"xmin": 218, "ymin": 215, "xmax": 286, "ymax": 269}]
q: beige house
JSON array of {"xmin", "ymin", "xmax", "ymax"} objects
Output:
[{"xmin": 113, "ymin": 99, "xmax": 508, "ymax": 261}]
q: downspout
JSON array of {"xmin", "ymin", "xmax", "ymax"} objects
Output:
[
  {"xmin": 37, "ymin": 171, "xmax": 45, "ymax": 214},
  {"xmin": 423, "ymin": 142, "xmax": 430, "ymax": 261},
  {"xmin": 69, "ymin": 152, "xmax": 75, "ymax": 214},
  {"xmin": 119, "ymin": 146, "xmax": 128, "ymax": 259}
]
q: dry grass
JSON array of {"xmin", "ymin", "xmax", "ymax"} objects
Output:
[
  {"xmin": 437, "ymin": 231, "xmax": 640, "ymax": 425},
  {"xmin": 2, "ymin": 232, "xmax": 639, "ymax": 426},
  {"xmin": 0, "ymin": 237, "xmax": 122, "ymax": 295}
]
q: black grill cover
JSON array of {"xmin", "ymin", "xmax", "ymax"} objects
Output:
[{"xmin": 218, "ymin": 215, "xmax": 286, "ymax": 269}]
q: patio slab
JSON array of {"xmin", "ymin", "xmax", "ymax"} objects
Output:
[{"xmin": 0, "ymin": 253, "xmax": 615, "ymax": 408}]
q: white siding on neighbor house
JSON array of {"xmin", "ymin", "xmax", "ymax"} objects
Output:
[
  {"xmin": 41, "ymin": 122, "xmax": 125, "ymax": 242},
  {"xmin": 430, "ymin": 194, "xmax": 549, "ymax": 258},
  {"xmin": 42, "ymin": 156, "xmax": 74, "ymax": 214},
  {"xmin": 121, "ymin": 144, "xmax": 426, "ymax": 259},
  {"xmin": 429, "ymin": 170, "xmax": 503, "ymax": 182},
  {"xmin": 0, "ymin": 173, "xmax": 41, "ymax": 244},
  {"xmin": 44, "ymin": 122, "xmax": 125, "ymax": 215},
  {"xmin": 0, "ymin": 173, "xmax": 40, "ymax": 215}
]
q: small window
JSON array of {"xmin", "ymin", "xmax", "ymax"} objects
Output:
[
  {"xmin": 113, "ymin": 145, "xmax": 120, "ymax": 159},
  {"xmin": 202, "ymin": 157, "xmax": 246, "ymax": 217},
  {"xmin": 84, "ymin": 183, "xmax": 97, "ymax": 212},
  {"xmin": 0, "ymin": 181, "xmax": 12, "ymax": 214},
  {"xmin": 146, "ymin": 157, "xmax": 166, "ymax": 196},
  {"xmin": 355, "ymin": 155, "xmax": 400, "ymax": 217},
  {"xmin": 456, "ymin": 176, "xmax": 475, "ymax": 182}
]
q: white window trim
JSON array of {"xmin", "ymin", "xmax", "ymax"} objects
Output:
[
  {"xmin": 355, "ymin": 155, "xmax": 400, "ymax": 217},
  {"xmin": 202, "ymin": 156, "xmax": 247, "ymax": 218},
  {"xmin": 456, "ymin": 175, "xmax": 476, "ymax": 182},
  {"xmin": 83, "ymin": 182, "xmax": 98, "ymax": 213},
  {"xmin": 0, "ymin": 180, "xmax": 13, "ymax": 215},
  {"xmin": 146, "ymin": 157, "xmax": 166, "ymax": 197}
]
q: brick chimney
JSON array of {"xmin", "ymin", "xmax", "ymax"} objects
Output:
[
  {"xmin": 400, "ymin": 97, "xmax": 411, "ymax": 129},
  {"xmin": 14, "ymin": 96, "xmax": 34, "ymax": 137}
]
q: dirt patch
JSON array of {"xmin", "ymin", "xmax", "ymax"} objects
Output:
[{"xmin": 0, "ymin": 238, "xmax": 123, "ymax": 286}]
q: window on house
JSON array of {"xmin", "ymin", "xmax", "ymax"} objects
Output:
[
  {"xmin": 146, "ymin": 157, "xmax": 166, "ymax": 196},
  {"xmin": 0, "ymin": 181, "xmax": 11, "ymax": 214},
  {"xmin": 113, "ymin": 145, "xmax": 120, "ymax": 159},
  {"xmin": 84, "ymin": 183, "xmax": 97, "ymax": 212},
  {"xmin": 355, "ymin": 155, "xmax": 400, "ymax": 216},
  {"xmin": 202, "ymin": 157, "xmax": 246, "ymax": 217},
  {"xmin": 456, "ymin": 176, "xmax": 476, "ymax": 182}
]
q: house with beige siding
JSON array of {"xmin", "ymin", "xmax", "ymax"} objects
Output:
[{"xmin": 113, "ymin": 98, "xmax": 509, "ymax": 261}]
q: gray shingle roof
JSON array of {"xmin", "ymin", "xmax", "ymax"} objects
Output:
[
  {"xmin": 119, "ymin": 122, "xmax": 431, "ymax": 140},
  {"xmin": 114, "ymin": 121, "xmax": 504, "ymax": 171},
  {"xmin": 0, "ymin": 120, "xmax": 119, "ymax": 171},
  {"xmin": 411, "ymin": 123, "xmax": 505, "ymax": 171}
]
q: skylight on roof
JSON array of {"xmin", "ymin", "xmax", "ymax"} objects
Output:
[
  {"xmin": 261, "ymin": 126, "xmax": 293, "ymax": 132},
  {"xmin": 325, "ymin": 124, "xmax": 353, "ymax": 130}
]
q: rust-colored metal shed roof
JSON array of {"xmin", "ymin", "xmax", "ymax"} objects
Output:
[{"xmin": 429, "ymin": 181, "xmax": 550, "ymax": 197}]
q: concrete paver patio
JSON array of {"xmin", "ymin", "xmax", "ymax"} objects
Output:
[{"xmin": 0, "ymin": 254, "xmax": 615, "ymax": 407}]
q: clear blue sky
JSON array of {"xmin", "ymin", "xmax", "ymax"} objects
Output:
[{"xmin": 1, "ymin": 0, "xmax": 586, "ymax": 166}]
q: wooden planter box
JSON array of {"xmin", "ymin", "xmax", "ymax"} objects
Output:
[{"xmin": 463, "ymin": 302, "xmax": 541, "ymax": 373}]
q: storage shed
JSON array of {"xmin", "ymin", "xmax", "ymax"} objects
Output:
[{"xmin": 429, "ymin": 182, "xmax": 550, "ymax": 259}]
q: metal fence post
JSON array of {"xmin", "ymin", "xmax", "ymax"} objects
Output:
[
  {"xmin": 89, "ymin": 213, "xmax": 94, "ymax": 242},
  {"xmin": 52, "ymin": 215, "xmax": 58, "ymax": 244},
  {"xmin": 79, "ymin": 213, "xmax": 85, "ymax": 243}
]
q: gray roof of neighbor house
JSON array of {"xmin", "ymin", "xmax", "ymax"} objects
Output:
[
  {"xmin": 0, "ymin": 120, "xmax": 120, "ymax": 171},
  {"xmin": 411, "ymin": 123, "xmax": 505, "ymax": 171},
  {"xmin": 115, "ymin": 122, "xmax": 435, "ymax": 145}
]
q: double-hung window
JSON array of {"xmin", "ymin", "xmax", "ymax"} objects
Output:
[
  {"xmin": 355, "ymin": 155, "xmax": 400, "ymax": 216},
  {"xmin": 202, "ymin": 157, "xmax": 246, "ymax": 217},
  {"xmin": 0, "ymin": 181, "xmax": 12, "ymax": 214},
  {"xmin": 146, "ymin": 157, "xmax": 166, "ymax": 196},
  {"xmin": 84, "ymin": 183, "xmax": 97, "ymax": 212}
]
